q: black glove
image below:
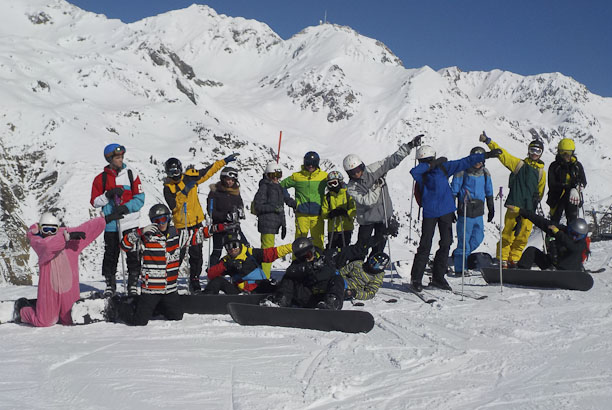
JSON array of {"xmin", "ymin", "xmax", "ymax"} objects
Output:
[
  {"xmin": 104, "ymin": 212, "xmax": 124, "ymax": 224},
  {"xmin": 69, "ymin": 231, "xmax": 86, "ymax": 240},
  {"xmin": 487, "ymin": 211, "xmax": 495, "ymax": 223},
  {"xmin": 384, "ymin": 216, "xmax": 400, "ymax": 237},
  {"xmin": 429, "ymin": 157, "xmax": 448, "ymax": 170},
  {"xmin": 224, "ymin": 259, "xmax": 243, "ymax": 273},
  {"xmin": 274, "ymin": 206, "xmax": 284, "ymax": 214},
  {"xmin": 105, "ymin": 187, "xmax": 124, "ymax": 200},
  {"xmin": 328, "ymin": 208, "xmax": 348, "ymax": 219},
  {"xmin": 485, "ymin": 149, "xmax": 503, "ymax": 159},
  {"xmin": 115, "ymin": 205, "xmax": 129, "ymax": 215},
  {"xmin": 407, "ymin": 134, "xmax": 424, "ymax": 149},
  {"xmin": 285, "ymin": 197, "xmax": 297, "ymax": 210},
  {"xmin": 224, "ymin": 153, "xmax": 239, "ymax": 163},
  {"xmin": 281, "ymin": 225, "xmax": 287, "ymax": 240}
]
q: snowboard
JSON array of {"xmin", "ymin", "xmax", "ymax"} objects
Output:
[
  {"xmin": 180, "ymin": 293, "xmax": 271, "ymax": 315},
  {"xmin": 0, "ymin": 298, "xmax": 36, "ymax": 324},
  {"xmin": 70, "ymin": 296, "xmax": 111, "ymax": 325},
  {"xmin": 481, "ymin": 267, "xmax": 594, "ymax": 291},
  {"xmin": 227, "ymin": 303, "xmax": 375, "ymax": 333}
]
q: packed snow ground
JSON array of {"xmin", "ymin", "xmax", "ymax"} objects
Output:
[{"xmin": 1, "ymin": 242, "xmax": 611, "ymax": 410}]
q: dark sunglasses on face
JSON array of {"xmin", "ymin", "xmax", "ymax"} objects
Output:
[
  {"xmin": 41, "ymin": 225, "xmax": 58, "ymax": 235},
  {"xmin": 327, "ymin": 179, "xmax": 340, "ymax": 188},
  {"xmin": 224, "ymin": 242, "xmax": 241, "ymax": 251},
  {"xmin": 268, "ymin": 171, "xmax": 282, "ymax": 179},
  {"xmin": 559, "ymin": 149, "xmax": 573, "ymax": 155},
  {"xmin": 152, "ymin": 215, "xmax": 170, "ymax": 225}
]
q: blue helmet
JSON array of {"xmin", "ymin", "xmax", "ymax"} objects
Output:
[
  {"xmin": 104, "ymin": 144, "xmax": 126, "ymax": 162},
  {"xmin": 303, "ymin": 151, "xmax": 320, "ymax": 168}
]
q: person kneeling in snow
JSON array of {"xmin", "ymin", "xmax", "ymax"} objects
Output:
[
  {"xmin": 262, "ymin": 237, "xmax": 345, "ymax": 310},
  {"xmin": 15, "ymin": 211, "xmax": 114, "ymax": 326},
  {"xmin": 204, "ymin": 232, "xmax": 292, "ymax": 294},
  {"xmin": 507, "ymin": 206, "xmax": 589, "ymax": 271},
  {"xmin": 109, "ymin": 204, "xmax": 231, "ymax": 325},
  {"xmin": 340, "ymin": 252, "xmax": 389, "ymax": 301}
]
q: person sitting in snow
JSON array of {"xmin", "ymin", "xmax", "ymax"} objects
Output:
[
  {"xmin": 14, "ymin": 211, "xmax": 117, "ymax": 326},
  {"xmin": 204, "ymin": 231, "xmax": 291, "ymax": 294},
  {"xmin": 340, "ymin": 252, "xmax": 389, "ymax": 301},
  {"xmin": 262, "ymin": 237, "xmax": 345, "ymax": 310},
  {"xmin": 507, "ymin": 206, "xmax": 589, "ymax": 271}
]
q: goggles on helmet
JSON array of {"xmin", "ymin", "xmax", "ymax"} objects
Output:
[
  {"xmin": 151, "ymin": 215, "xmax": 170, "ymax": 225},
  {"xmin": 106, "ymin": 145, "xmax": 126, "ymax": 160},
  {"xmin": 41, "ymin": 225, "xmax": 59, "ymax": 235},
  {"xmin": 327, "ymin": 179, "xmax": 340, "ymax": 188},
  {"xmin": 224, "ymin": 241, "xmax": 241, "ymax": 251},
  {"xmin": 267, "ymin": 171, "xmax": 282, "ymax": 179},
  {"xmin": 528, "ymin": 146, "xmax": 543, "ymax": 156},
  {"xmin": 223, "ymin": 171, "xmax": 239, "ymax": 180}
]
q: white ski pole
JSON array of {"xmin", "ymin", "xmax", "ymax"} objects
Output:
[
  {"xmin": 381, "ymin": 184, "xmax": 396, "ymax": 283},
  {"xmin": 408, "ymin": 150, "xmax": 418, "ymax": 242},
  {"xmin": 497, "ymin": 187, "xmax": 504, "ymax": 293},
  {"xmin": 117, "ymin": 218, "xmax": 127, "ymax": 295},
  {"xmin": 461, "ymin": 190, "xmax": 468, "ymax": 301}
]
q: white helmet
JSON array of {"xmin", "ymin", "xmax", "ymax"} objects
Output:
[
  {"xmin": 416, "ymin": 145, "xmax": 436, "ymax": 160},
  {"xmin": 39, "ymin": 212, "xmax": 59, "ymax": 227},
  {"xmin": 265, "ymin": 162, "xmax": 281, "ymax": 174},
  {"xmin": 343, "ymin": 154, "xmax": 363, "ymax": 171}
]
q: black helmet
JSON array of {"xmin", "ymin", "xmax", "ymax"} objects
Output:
[
  {"xmin": 292, "ymin": 237, "xmax": 315, "ymax": 261},
  {"xmin": 165, "ymin": 157, "xmax": 182, "ymax": 178},
  {"xmin": 148, "ymin": 203, "xmax": 171, "ymax": 222},
  {"xmin": 222, "ymin": 231, "xmax": 242, "ymax": 250},
  {"xmin": 303, "ymin": 151, "xmax": 320, "ymax": 168},
  {"xmin": 528, "ymin": 140, "xmax": 544, "ymax": 156},
  {"xmin": 221, "ymin": 166, "xmax": 238, "ymax": 180},
  {"xmin": 365, "ymin": 252, "xmax": 390, "ymax": 274},
  {"xmin": 470, "ymin": 146, "xmax": 486, "ymax": 156},
  {"xmin": 568, "ymin": 218, "xmax": 588, "ymax": 238}
]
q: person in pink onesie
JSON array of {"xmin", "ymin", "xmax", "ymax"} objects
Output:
[{"xmin": 16, "ymin": 211, "xmax": 120, "ymax": 326}]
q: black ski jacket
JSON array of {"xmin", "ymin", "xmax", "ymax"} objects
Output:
[
  {"xmin": 207, "ymin": 182, "xmax": 244, "ymax": 224},
  {"xmin": 546, "ymin": 155, "xmax": 587, "ymax": 207},
  {"xmin": 253, "ymin": 177, "xmax": 289, "ymax": 234}
]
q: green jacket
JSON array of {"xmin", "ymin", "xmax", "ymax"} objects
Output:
[{"xmin": 280, "ymin": 166, "xmax": 328, "ymax": 215}]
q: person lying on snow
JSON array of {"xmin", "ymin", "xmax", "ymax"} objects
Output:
[
  {"xmin": 261, "ymin": 237, "xmax": 345, "ymax": 310},
  {"xmin": 340, "ymin": 252, "xmax": 389, "ymax": 301},
  {"xmin": 507, "ymin": 206, "xmax": 589, "ymax": 271},
  {"xmin": 204, "ymin": 231, "xmax": 292, "ymax": 295},
  {"xmin": 107, "ymin": 204, "xmax": 233, "ymax": 326},
  {"xmin": 14, "ymin": 211, "xmax": 115, "ymax": 326}
]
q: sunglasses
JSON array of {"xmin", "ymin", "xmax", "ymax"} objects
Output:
[
  {"xmin": 267, "ymin": 171, "xmax": 282, "ymax": 179},
  {"xmin": 152, "ymin": 215, "xmax": 170, "ymax": 225},
  {"xmin": 224, "ymin": 242, "xmax": 241, "ymax": 251},
  {"xmin": 347, "ymin": 165, "xmax": 364, "ymax": 177},
  {"xmin": 327, "ymin": 179, "xmax": 340, "ymax": 188},
  {"xmin": 559, "ymin": 149, "xmax": 573, "ymax": 155},
  {"xmin": 304, "ymin": 161, "xmax": 318, "ymax": 168},
  {"xmin": 41, "ymin": 225, "xmax": 58, "ymax": 235},
  {"xmin": 223, "ymin": 171, "xmax": 238, "ymax": 179},
  {"xmin": 528, "ymin": 146, "xmax": 543, "ymax": 156}
]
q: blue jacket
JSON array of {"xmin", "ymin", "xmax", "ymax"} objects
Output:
[
  {"xmin": 451, "ymin": 166, "xmax": 494, "ymax": 217},
  {"xmin": 411, "ymin": 153, "xmax": 485, "ymax": 218}
]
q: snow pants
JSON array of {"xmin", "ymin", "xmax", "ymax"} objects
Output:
[
  {"xmin": 118, "ymin": 292, "xmax": 183, "ymax": 326},
  {"xmin": 355, "ymin": 222, "xmax": 387, "ymax": 259},
  {"xmin": 260, "ymin": 233, "xmax": 276, "ymax": 278},
  {"xmin": 102, "ymin": 230, "xmax": 140, "ymax": 289},
  {"xmin": 453, "ymin": 215, "xmax": 484, "ymax": 273},
  {"xmin": 497, "ymin": 208, "xmax": 533, "ymax": 263},
  {"xmin": 295, "ymin": 213, "xmax": 325, "ymax": 250},
  {"xmin": 276, "ymin": 275, "xmax": 345, "ymax": 308},
  {"xmin": 517, "ymin": 246, "xmax": 553, "ymax": 270},
  {"xmin": 411, "ymin": 212, "xmax": 454, "ymax": 284},
  {"xmin": 203, "ymin": 277, "xmax": 241, "ymax": 295},
  {"xmin": 327, "ymin": 230, "xmax": 352, "ymax": 250},
  {"xmin": 550, "ymin": 195, "xmax": 579, "ymax": 225}
]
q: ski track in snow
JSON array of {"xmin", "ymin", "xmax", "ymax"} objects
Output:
[{"xmin": 1, "ymin": 243, "xmax": 612, "ymax": 409}]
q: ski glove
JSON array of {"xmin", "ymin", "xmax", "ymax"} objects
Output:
[
  {"xmin": 141, "ymin": 224, "xmax": 161, "ymax": 237},
  {"xmin": 479, "ymin": 131, "xmax": 491, "ymax": 144},
  {"xmin": 281, "ymin": 225, "xmax": 287, "ymax": 240},
  {"xmin": 487, "ymin": 211, "xmax": 495, "ymax": 223},
  {"xmin": 285, "ymin": 197, "xmax": 297, "ymax": 210},
  {"xmin": 115, "ymin": 205, "xmax": 129, "ymax": 215},
  {"xmin": 68, "ymin": 231, "xmax": 86, "ymax": 240},
  {"xmin": 407, "ymin": 134, "xmax": 424, "ymax": 150},
  {"xmin": 224, "ymin": 153, "xmax": 239, "ymax": 163},
  {"xmin": 486, "ymin": 196, "xmax": 495, "ymax": 222},
  {"xmin": 104, "ymin": 212, "xmax": 124, "ymax": 224},
  {"xmin": 429, "ymin": 157, "xmax": 448, "ymax": 170},
  {"xmin": 328, "ymin": 208, "xmax": 348, "ymax": 219},
  {"xmin": 569, "ymin": 188, "xmax": 581, "ymax": 205},
  {"xmin": 484, "ymin": 149, "xmax": 503, "ymax": 159},
  {"xmin": 105, "ymin": 187, "xmax": 124, "ymax": 200}
]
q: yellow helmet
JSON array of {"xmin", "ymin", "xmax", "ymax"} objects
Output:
[{"xmin": 558, "ymin": 138, "xmax": 575, "ymax": 152}]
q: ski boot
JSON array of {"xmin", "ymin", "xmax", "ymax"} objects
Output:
[
  {"xmin": 411, "ymin": 280, "xmax": 424, "ymax": 292},
  {"xmin": 189, "ymin": 278, "xmax": 202, "ymax": 295},
  {"xmin": 317, "ymin": 294, "xmax": 342, "ymax": 310},
  {"xmin": 429, "ymin": 277, "xmax": 452, "ymax": 291},
  {"xmin": 13, "ymin": 298, "xmax": 33, "ymax": 324},
  {"xmin": 103, "ymin": 275, "xmax": 117, "ymax": 298},
  {"xmin": 127, "ymin": 273, "xmax": 140, "ymax": 296}
]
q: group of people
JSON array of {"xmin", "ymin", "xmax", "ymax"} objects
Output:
[{"xmin": 14, "ymin": 132, "xmax": 589, "ymax": 327}]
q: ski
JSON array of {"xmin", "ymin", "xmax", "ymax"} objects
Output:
[
  {"xmin": 404, "ymin": 284, "xmax": 437, "ymax": 304},
  {"xmin": 227, "ymin": 303, "xmax": 375, "ymax": 333},
  {"xmin": 587, "ymin": 268, "xmax": 605, "ymax": 274},
  {"xmin": 424, "ymin": 286, "xmax": 487, "ymax": 300}
]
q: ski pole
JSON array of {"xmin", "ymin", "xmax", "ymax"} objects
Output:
[
  {"xmin": 340, "ymin": 217, "xmax": 346, "ymax": 248},
  {"xmin": 208, "ymin": 199, "xmax": 214, "ymax": 270},
  {"xmin": 497, "ymin": 187, "xmax": 504, "ymax": 293},
  {"xmin": 408, "ymin": 149, "xmax": 418, "ymax": 242},
  {"xmin": 276, "ymin": 131, "xmax": 283, "ymax": 163},
  {"xmin": 537, "ymin": 202, "xmax": 547, "ymax": 254},
  {"xmin": 182, "ymin": 202, "xmax": 191, "ymax": 275},
  {"xmin": 115, "ymin": 204, "xmax": 127, "ymax": 295},
  {"xmin": 381, "ymin": 185, "xmax": 396, "ymax": 283},
  {"xmin": 461, "ymin": 189, "xmax": 468, "ymax": 301}
]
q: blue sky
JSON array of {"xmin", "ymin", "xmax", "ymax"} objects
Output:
[{"xmin": 70, "ymin": 0, "xmax": 612, "ymax": 97}]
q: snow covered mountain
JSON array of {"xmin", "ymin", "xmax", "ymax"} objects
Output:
[{"xmin": 1, "ymin": 0, "xmax": 611, "ymax": 285}]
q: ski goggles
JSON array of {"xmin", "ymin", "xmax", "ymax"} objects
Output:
[
  {"xmin": 303, "ymin": 159, "xmax": 319, "ymax": 168},
  {"xmin": 166, "ymin": 167, "xmax": 181, "ymax": 178},
  {"xmin": 151, "ymin": 215, "xmax": 170, "ymax": 225},
  {"xmin": 528, "ymin": 146, "xmax": 543, "ymax": 156},
  {"xmin": 224, "ymin": 241, "xmax": 241, "ymax": 251},
  {"xmin": 327, "ymin": 179, "xmax": 340, "ymax": 188},
  {"xmin": 105, "ymin": 145, "xmax": 126, "ymax": 160},
  {"xmin": 222, "ymin": 170, "xmax": 239, "ymax": 180},
  {"xmin": 559, "ymin": 149, "xmax": 573, "ymax": 156},
  {"xmin": 40, "ymin": 225, "xmax": 58, "ymax": 235},
  {"xmin": 267, "ymin": 171, "xmax": 282, "ymax": 179}
]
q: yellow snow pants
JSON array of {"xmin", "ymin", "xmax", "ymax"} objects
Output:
[
  {"xmin": 295, "ymin": 213, "xmax": 325, "ymax": 250},
  {"xmin": 260, "ymin": 233, "xmax": 276, "ymax": 279},
  {"xmin": 497, "ymin": 208, "xmax": 534, "ymax": 263}
]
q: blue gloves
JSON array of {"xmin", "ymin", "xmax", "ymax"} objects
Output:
[{"xmin": 224, "ymin": 153, "xmax": 239, "ymax": 163}]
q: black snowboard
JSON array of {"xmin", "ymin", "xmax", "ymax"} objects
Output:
[
  {"xmin": 227, "ymin": 303, "xmax": 375, "ymax": 333},
  {"xmin": 481, "ymin": 267, "xmax": 594, "ymax": 291},
  {"xmin": 180, "ymin": 293, "xmax": 270, "ymax": 315}
]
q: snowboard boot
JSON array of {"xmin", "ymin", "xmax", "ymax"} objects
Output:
[
  {"xmin": 411, "ymin": 280, "xmax": 423, "ymax": 292},
  {"xmin": 259, "ymin": 295, "xmax": 280, "ymax": 307},
  {"xmin": 189, "ymin": 277, "xmax": 202, "ymax": 295},
  {"xmin": 127, "ymin": 273, "xmax": 140, "ymax": 296},
  {"xmin": 103, "ymin": 275, "xmax": 117, "ymax": 298},
  {"xmin": 103, "ymin": 296, "xmax": 120, "ymax": 322},
  {"xmin": 429, "ymin": 277, "xmax": 452, "ymax": 291},
  {"xmin": 13, "ymin": 298, "xmax": 33, "ymax": 324},
  {"xmin": 317, "ymin": 294, "xmax": 341, "ymax": 310}
]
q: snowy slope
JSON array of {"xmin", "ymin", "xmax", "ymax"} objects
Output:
[{"xmin": 0, "ymin": 0, "xmax": 611, "ymax": 286}]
